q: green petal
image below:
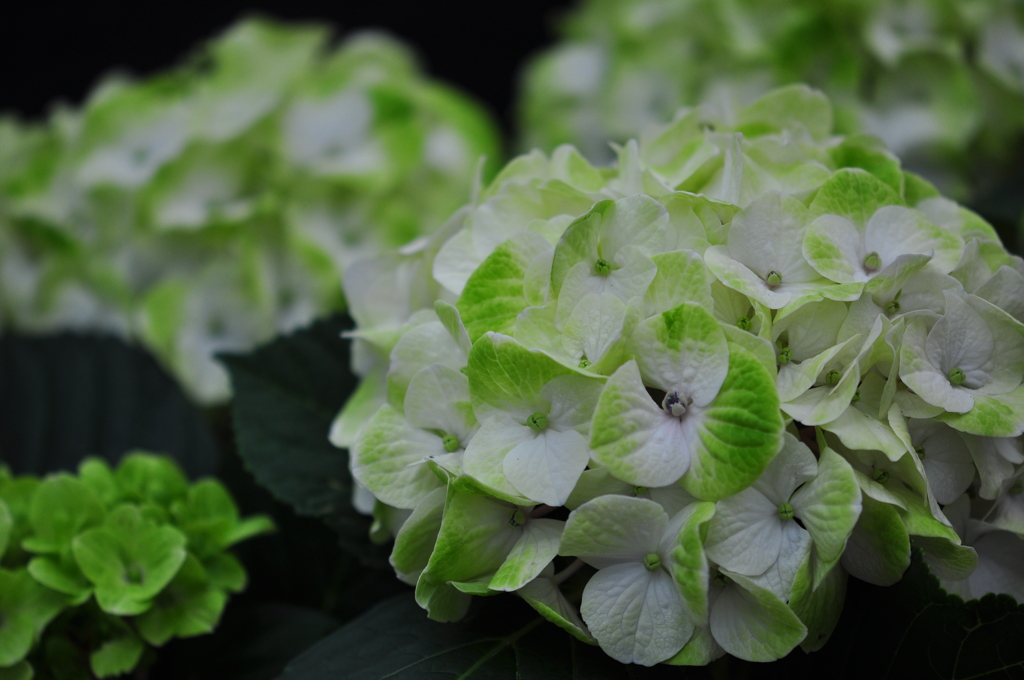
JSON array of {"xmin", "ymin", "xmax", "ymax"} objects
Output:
[
  {"xmin": 710, "ymin": 570, "xmax": 807, "ymax": 662},
  {"xmin": 840, "ymin": 496, "xmax": 911, "ymax": 586}
]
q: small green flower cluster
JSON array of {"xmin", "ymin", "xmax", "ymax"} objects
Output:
[
  {"xmin": 0, "ymin": 17, "xmax": 499, "ymax": 404},
  {"xmin": 519, "ymin": 0, "xmax": 1024, "ymax": 198},
  {"xmin": 334, "ymin": 85, "xmax": 1024, "ymax": 666},
  {"xmin": 0, "ymin": 453, "xmax": 273, "ymax": 678}
]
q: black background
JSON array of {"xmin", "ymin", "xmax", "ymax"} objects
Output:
[{"xmin": 1, "ymin": 1, "xmax": 574, "ymax": 140}]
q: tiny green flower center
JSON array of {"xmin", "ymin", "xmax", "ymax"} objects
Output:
[
  {"xmin": 526, "ymin": 413, "xmax": 548, "ymax": 431},
  {"xmin": 765, "ymin": 270, "xmax": 782, "ymax": 288},
  {"xmin": 873, "ymin": 468, "xmax": 890, "ymax": 484},
  {"xmin": 778, "ymin": 502, "xmax": 794, "ymax": 520},
  {"xmin": 825, "ymin": 369, "xmax": 841, "ymax": 386},
  {"xmin": 662, "ymin": 391, "xmax": 689, "ymax": 417},
  {"xmin": 1010, "ymin": 481, "xmax": 1023, "ymax": 495},
  {"xmin": 509, "ymin": 509, "xmax": 527, "ymax": 528},
  {"xmin": 595, "ymin": 258, "xmax": 612, "ymax": 275},
  {"xmin": 778, "ymin": 347, "xmax": 792, "ymax": 364},
  {"xmin": 736, "ymin": 316, "xmax": 752, "ymax": 331},
  {"xmin": 578, "ymin": 358, "xmax": 592, "ymax": 369},
  {"xmin": 643, "ymin": 553, "xmax": 661, "ymax": 572},
  {"xmin": 915, "ymin": 445, "xmax": 926, "ymax": 459},
  {"xmin": 713, "ymin": 573, "xmax": 729, "ymax": 586},
  {"xmin": 885, "ymin": 299, "xmax": 902, "ymax": 315},
  {"xmin": 123, "ymin": 564, "xmax": 145, "ymax": 585},
  {"xmin": 442, "ymin": 434, "xmax": 460, "ymax": 453},
  {"xmin": 863, "ymin": 251, "xmax": 882, "ymax": 272},
  {"xmin": 633, "ymin": 486, "xmax": 647, "ymax": 496},
  {"xmin": 948, "ymin": 367, "xmax": 966, "ymax": 386},
  {"xmin": 852, "ymin": 389, "xmax": 861, "ymax": 403}
]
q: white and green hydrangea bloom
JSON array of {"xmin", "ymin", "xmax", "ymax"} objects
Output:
[
  {"xmin": 332, "ymin": 84, "xmax": 1024, "ymax": 667},
  {"xmin": 519, "ymin": 0, "xmax": 1024, "ymax": 203},
  {"xmin": 0, "ymin": 17, "xmax": 499, "ymax": 405}
]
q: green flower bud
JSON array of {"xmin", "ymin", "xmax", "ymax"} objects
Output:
[
  {"xmin": 632, "ymin": 486, "xmax": 647, "ymax": 496},
  {"xmin": 713, "ymin": 572, "xmax": 729, "ymax": 587},
  {"xmin": 915, "ymin": 445, "xmax": 926, "ymax": 459},
  {"xmin": 778, "ymin": 502, "xmax": 794, "ymax": 520},
  {"xmin": 578, "ymin": 358, "xmax": 592, "ymax": 369},
  {"xmin": 526, "ymin": 412, "xmax": 548, "ymax": 431},
  {"xmin": 765, "ymin": 270, "xmax": 782, "ymax": 288},
  {"xmin": 595, "ymin": 258, "xmax": 612, "ymax": 275},
  {"xmin": 643, "ymin": 553, "xmax": 661, "ymax": 572},
  {"xmin": 736, "ymin": 316, "xmax": 752, "ymax": 331},
  {"xmin": 778, "ymin": 346, "xmax": 792, "ymax": 364},
  {"xmin": 948, "ymin": 367, "xmax": 966, "ymax": 386},
  {"xmin": 509, "ymin": 508, "xmax": 527, "ymax": 528},
  {"xmin": 885, "ymin": 299, "xmax": 901, "ymax": 315},
  {"xmin": 825, "ymin": 369, "xmax": 840, "ymax": 385},
  {"xmin": 863, "ymin": 251, "xmax": 882, "ymax": 272},
  {"xmin": 852, "ymin": 388, "xmax": 861, "ymax": 403},
  {"xmin": 442, "ymin": 434, "xmax": 460, "ymax": 453},
  {"xmin": 873, "ymin": 468, "xmax": 890, "ymax": 484}
]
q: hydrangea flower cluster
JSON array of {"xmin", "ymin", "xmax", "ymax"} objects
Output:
[
  {"xmin": 519, "ymin": 0, "xmax": 1024, "ymax": 198},
  {"xmin": 333, "ymin": 85, "xmax": 1024, "ymax": 665},
  {"xmin": 0, "ymin": 453, "xmax": 272, "ymax": 678},
  {"xmin": 0, "ymin": 17, "xmax": 498, "ymax": 403}
]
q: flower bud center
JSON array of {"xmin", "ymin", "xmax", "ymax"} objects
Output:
[
  {"xmin": 736, "ymin": 316, "xmax": 752, "ymax": 331},
  {"xmin": 124, "ymin": 564, "xmax": 145, "ymax": 585},
  {"xmin": 526, "ymin": 412, "xmax": 548, "ymax": 431},
  {"xmin": 662, "ymin": 391, "xmax": 689, "ymax": 417},
  {"xmin": 873, "ymin": 468, "xmax": 890, "ymax": 484},
  {"xmin": 765, "ymin": 270, "xmax": 782, "ymax": 288},
  {"xmin": 863, "ymin": 251, "xmax": 882, "ymax": 272},
  {"xmin": 948, "ymin": 367, "xmax": 966, "ymax": 386},
  {"xmin": 578, "ymin": 358, "xmax": 592, "ymax": 369},
  {"xmin": 595, "ymin": 258, "xmax": 612, "ymax": 275},
  {"xmin": 442, "ymin": 434, "xmax": 460, "ymax": 453},
  {"xmin": 852, "ymin": 388, "xmax": 861, "ymax": 403},
  {"xmin": 778, "ymin": 347, "xmax": 792, "ymax": 364},
  {"xmin": 633, "ymin": 486, "xmax": 647, "ymax": 496},
  {"xmin": 778, "ymin": 502, "xmax": 794, "ymax": 520},
  {"xmin": 713, "ymin": 572, "xmax": 729, "ymax": 586},
  {"xmin": 915, "ymin": 445, "xmax": 926, "ymax": 459},
  {"xmin": 885, "ymin": 299, "xmax": 902, "ymax": 315},
  {"xmin": 825, "ymin": 369, "xmax": 841, "ymax": 386},
  {"xmin": 643, "ymin": 553, "xmax": 661, "ymax": 572}
]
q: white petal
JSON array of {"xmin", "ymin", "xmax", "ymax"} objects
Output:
[
  {"xmin": 504, "ymin": 429, "xmax": 592, "ymax": 507},
  {"xmin": 704, "ymin": 487, "xmax": 783, "ymax": 576}
]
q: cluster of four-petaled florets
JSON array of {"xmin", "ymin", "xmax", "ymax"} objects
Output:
[{"xmin": 335, "ymin": 86, "xmax": 1024, "ymax": 667}]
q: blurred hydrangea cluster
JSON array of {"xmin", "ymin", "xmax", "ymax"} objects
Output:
[
  {"xmin": 519, "ymin": 0, "xmax": 1024, "ymax": 200},
  {"xmin": 0, "ymin": 18, "xmax": 499, "ymax": 403},
  {"xmin": 333, "ymin": 86, "xmax": 1024, "ymax": 665},
  {"xmin": 0, "ymin": 453, "xmax": 272, "ymax": 678}
]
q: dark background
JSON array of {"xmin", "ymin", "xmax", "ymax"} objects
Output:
[{"xmin": 0, "ymin": 0, "xmax": 575, "ymax": 141}]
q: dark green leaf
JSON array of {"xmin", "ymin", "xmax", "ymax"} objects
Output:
[
  {"xmin": 0, "ymin": 332, "xmax": 218, "ymax": 477},
  {"xmin": 221, "ymin": 315, "xmax": 381, "ymax": 562},
  {"xmin": 279, "ymin": 593, "xmax": 715, "ymax": 680}
]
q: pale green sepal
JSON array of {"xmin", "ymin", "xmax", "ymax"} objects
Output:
[
  {"xmin": 789, "ymin": 549, "xmax": 846, "ymax": 653},
  {"xmin": 457, "ymin": 232, "xmax": 553, "ymax": 342},
  {"xmin": 414, "ymin": 573, "xmax": 471, "ymax": 623},
  {"xmin": 852, "ymin": 470, "xmax": 907, "ymax": 509},
  {"xmin": 779, "ymin": 360, "xmax": 861, "ymax": 426},
  {"xmin": 518, "ymin": 564, "xmax": 595, "ymax": 644},
  {"xmin": 913, "ymin": 536, "xmax": 978, "ymax": 582},
  {"xmin": 90, "ymin": 627, "xmax": 145, "ymax": 679},
  {"xmin": 329, "ymin": 370, "xmax": 386, "ymax": 449},
  {"xmin": 840, "ymin": 496, "xmax": 911, "ymax": 586},
  {"xmin": 937, "ymin": 384, "xmax": 1024, "ymax": 438},
  {"xmin": 663, "ymin": 623, "xmax": 726, "ymax": 666},
  {"xmin": 449, "ymin": 577, "xmax": 497, "ymax": 596},
  {"xmin": 390, "ymin": 487, "xmax": 446, "ymax": 584},
  {"xmin": 723, "ymin": 325, "xmax": 776, "ymax": 381},
  {"xmin": 467, "ymin": 332, "xmax": 571, "ymax": 423},
  {"xmin": 350, "ymin": 404, "xmax": 444, "ymax": 510},
  {"xmin": 710, "ymin": 570, "xmax": 807, "ymax": 663},
  {"xmin": 489, "ymin": 518, "xmax": 563, "ymax": 592},
  {"xmin": 670, "ymin": 501, "xmax": 716, "ymax": 626},
  {"xmin": 776, "ymin": 335, "xmax": 859, "ymax": 403},
  {"xmin": 790, "ymin": 447, "xmax": 861, "ymax": 585},
  {"xmin": 644, "ymin": 250, "xmax": 713, "ymax": 316},
  {"xmin": 434, "ymin": 300, "xmax": 472, "ymax": 356},
  {"xmin": 681, "ymin": 344, "xmax": 784, "ymax": 501},
  {"xmin": 807, "ymin": 168, "xmax": 903, "ymax": 226},
  {"xmin": 425, "ymin": 489, "xmax": 524, "ymax": 585}
]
